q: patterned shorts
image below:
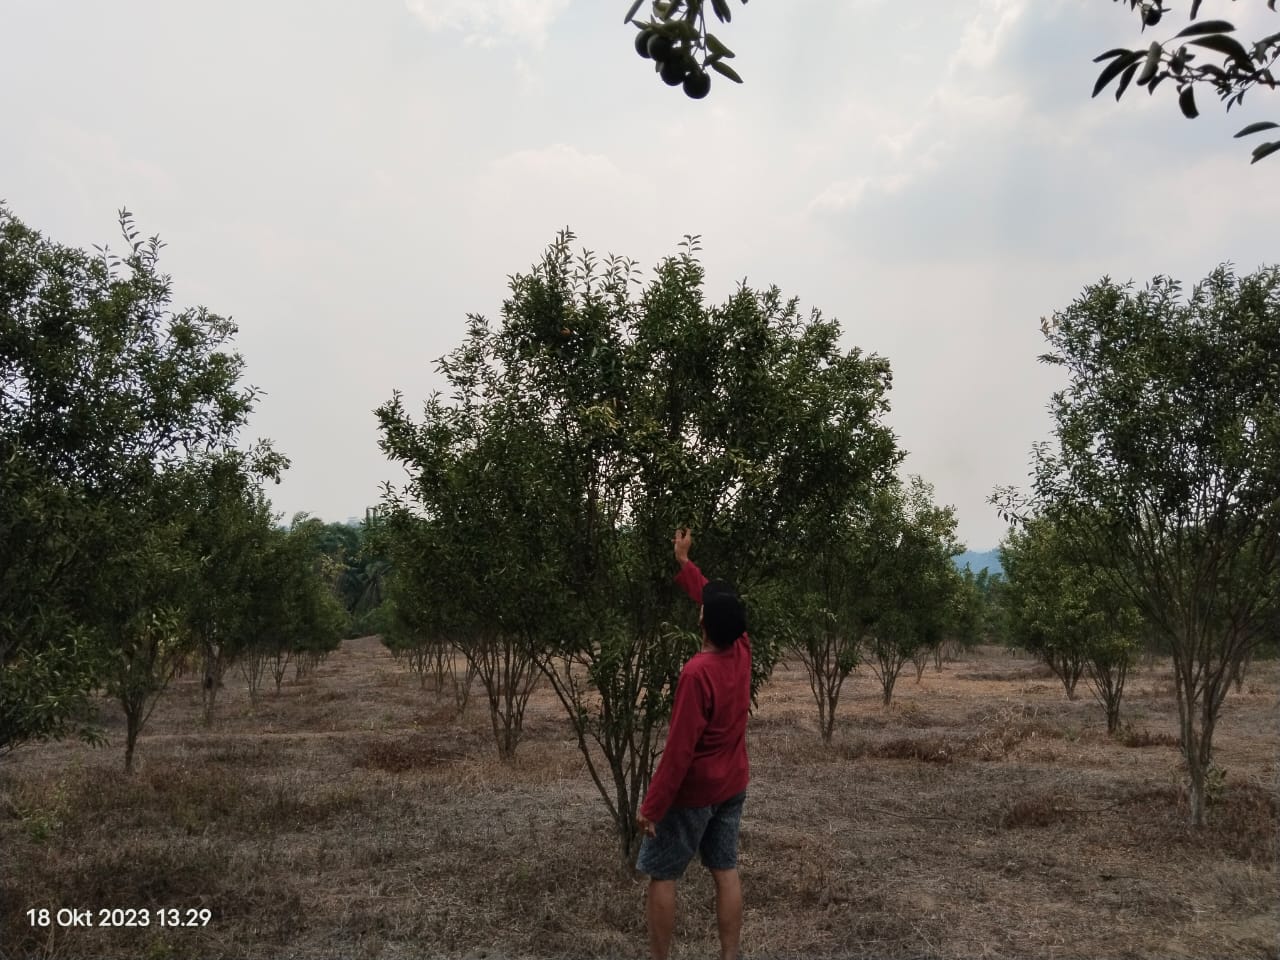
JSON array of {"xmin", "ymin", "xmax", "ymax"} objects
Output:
[{"xmin": 636, "ymin": 791, "xmax": 747, "ymax": 881}]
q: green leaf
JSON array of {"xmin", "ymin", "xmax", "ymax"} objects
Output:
[
  {"xmin": 710, "ymin": 59, "xmax": 743, "ymax": 83},
  {"xmin": 1234, "ymin": 120, "xmax": 1280, "ymax": 138},
  {"xmin": 1250, "ymin": 140, "xmax": 1280, "ymax": 163},
  {"xmin": 1178, "ymin": 86, "xmax": 1198, "ymax": 118},
  {"xmin": 624, "ymin": 0, "xmax": 644, "ymax": 23},
  {"xmin": 1189, "ymin": 35, "xmax": 1254, "ymax": 71},
  {"xmin": 1174, "ymin": 20, "xmax": 1235, "ymax": 39},
  {"xmin": 1255, "ymin": 32, "xmax": 1280, "ymax": 56},
  {"xmin": 706, "ymin": 33, "xmax": 735, "ymax": 58},
  {"xmin": 1093, "ymin": 47, "xmax": 1134, "ymax": 63},
  {"xmin": 711, "ymin": 0, "xmax": 732, "ymax": 22},
  {"xmin": 1093, "ymin": 49, "xmax": 1145, "ymax": 97},
  {"xmin": 1115, "ymin": 60, "xmax": 1141, "ymax": 100}
]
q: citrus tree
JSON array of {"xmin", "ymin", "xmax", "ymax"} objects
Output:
[
  {"xmin": 999, "ymin": 515, "xmax": 1144, "ymax": 731},
  {"xmin": 181, "ymin": 452, "xmax": 283, "ymax": 724},
  {"xmin": 0, "ymin": 204, "xmax": 280, "ymax": 759},
  {"xmin": 996, "ymin": 264, "xmax": 1280, "ymax": 824},
  {"xmin": 378, "ymin": 230, "xmax": 899, "ymax": 861},
  {"xmin": 233, "ymin": 516, "xmax": 348, "ymax": 705},
  {"xmin": 864, "ymin": 477, "xmax": 962, "ymax": 708}
]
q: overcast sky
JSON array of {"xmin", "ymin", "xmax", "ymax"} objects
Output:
[{"xmin": 3, "ymin": 0, "xmax": 1277, "ymax": 549}]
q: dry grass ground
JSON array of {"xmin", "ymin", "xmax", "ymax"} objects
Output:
[{"xmin": 1, "ymin": 640, "xmax": 1276, "ymax": 960}]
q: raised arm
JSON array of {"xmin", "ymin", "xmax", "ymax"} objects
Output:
[{"xmin": 672, "ymin": 527, "xmax": 708, "ymax": 603}]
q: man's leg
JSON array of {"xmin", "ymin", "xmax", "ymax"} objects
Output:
[
  {"xmin": 646, "ymin": 878, "xmax": 677, "ymax": 960},
  {"xmin": 710, "ymin": 868, "xmax": 742, "ymax": 960}
]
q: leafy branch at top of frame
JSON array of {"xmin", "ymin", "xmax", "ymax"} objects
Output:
[{"xmin": 1094, "ymin": 2, "xmax": 1280, "ymax": 163}]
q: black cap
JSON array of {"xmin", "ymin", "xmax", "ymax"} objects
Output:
[{"xmin": 703, "ymin": 580, "xmax": 746, "ymax": 649}]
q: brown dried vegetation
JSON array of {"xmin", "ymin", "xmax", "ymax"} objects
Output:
[{"xmin": 1, "ymin": 641, "xmax": 1276, "ymax": 959}]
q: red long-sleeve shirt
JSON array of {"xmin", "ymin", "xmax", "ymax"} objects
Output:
[{"xmin": 640, "ymin": 560, "xmax": 751, "ymax": 824}]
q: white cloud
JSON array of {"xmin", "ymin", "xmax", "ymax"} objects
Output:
[
  {"xmin": 810, "ymin": 178, "xmax": 870, "ymax": 214},
  {"xmin": 404, "ymin": 0, "xmax": 571, "ymax": 47},
  {"xmin": 451, "ymin": 144, "xmax": 645, "ymax": 286},
  {"xmin": 948, "ymin": 0, "xmax": 1029, "ymax": 75},
  {"xmin": 488, "ymin": 143, "xmax": 622, "ymax": 183}
]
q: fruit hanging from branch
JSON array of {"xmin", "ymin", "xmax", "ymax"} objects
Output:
[
  {"xmin": 625, "ymin": 0, "xmax": 747, "ymax": 99},
  {"xmin": 1093, "ymin": 0, "xmax": 1280, "ymax": 163}
]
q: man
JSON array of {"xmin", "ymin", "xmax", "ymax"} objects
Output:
[{"xmin": 636, "ymin": 527, "xmax": 751, "ymax": 960}]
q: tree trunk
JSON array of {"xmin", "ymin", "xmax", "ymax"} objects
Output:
[
  {"xmin": 271, "ymin": 649, "xmax": 291, "ymax": 693},
  {"xmin": 1231, "ymin": 648, "xmax": 1251, "ymax": 694},
  {"xmin": 200, "ymin": 642, "xmax": 224, "ymax": 726},
  {"xmin": 619, "ymin": 790, "xmax": 643, "ymax": 869},
  {"xmin": 453, "ymin": 659, "xmax": 475, "ymax": 716},
  {"xmin": 124, "ymin": 704, "xmax": 142, "ymax": 774},
  {"xmin": 821, "ymin": 699, "xmax": 835, "ymax": 745},
  {"xmin": 241, "ymin": 648, "xmax": 266, "ymax": 705},
  {"xmin": 1175, "ymin": 658, "xmax": 1210, "ymax": 827},
  {"xmin": 802, "ymin": 653, "xmax": 838, "ymax": 745},
  {"xmin": 881, "ymin": 677, "xmax": 895, "ymax": 706},
  {"xmin": 1186, "ymin": 753, "xmax": 1206, "ymax": 827},
  {"xmin": 1063, "ymin": 673, "xmax": 1079, "ymax": 700}
]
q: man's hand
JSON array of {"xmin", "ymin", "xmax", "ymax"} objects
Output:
[
  {"xmin": 636, "ymin": 812, "xmax": 657, "ymax": 838},
  {"xmin": 673, "ymin": 527, "xmax": 692, "ymax": 565}
]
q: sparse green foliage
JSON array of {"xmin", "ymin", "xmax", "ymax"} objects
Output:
[
  {"xmin": 998, "ymin": 516, "xmax": 1143, "ymax": 730},
  {"xmin": 935, "ymin": 565, "xmax": 986, "ymax": 669},
  {"xmin": 865, "ymin": 478, "xmax": 962, "ymax": 708},
  {"xmin": 235, "ymin": 516, "xmax": 348, "ymax": 704},
  {"xmin": 181, "ymin": 453, "xmax": 284, "ymax": 724},
  {"xmin": 996, "ymin": 264, "xmax": 1280, "ymax": 825},
  {"xmin": 312, "ymin": 519, "xmax": 390, "ymax": 637}
]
